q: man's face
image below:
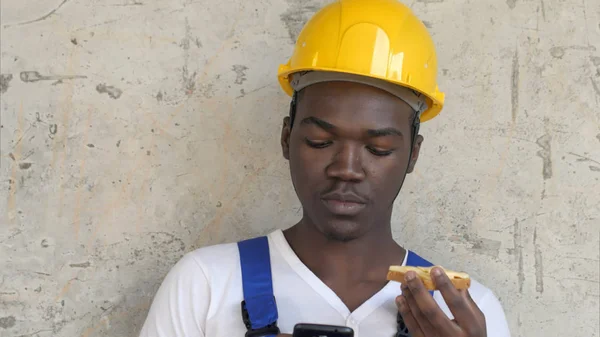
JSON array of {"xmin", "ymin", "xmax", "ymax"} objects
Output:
[{"xmin": 281, "ymin": 81, "xmax": 423, "ymax": 241}]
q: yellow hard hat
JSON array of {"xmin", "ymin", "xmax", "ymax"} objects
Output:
[{"xmin": 277, "ymin": 0, "xmax": 445, "ymax": 122}]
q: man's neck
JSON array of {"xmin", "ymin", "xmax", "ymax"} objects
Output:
[{"xmin": 282, "ymin": 219, "xmax": 406, "ymax": 284}]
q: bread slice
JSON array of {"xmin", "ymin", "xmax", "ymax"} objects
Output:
[{"xmin": 387, "ymin": 266, "xmax": 471, "ymax": 290}]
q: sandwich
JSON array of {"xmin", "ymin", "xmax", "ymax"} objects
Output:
[{"xmin": 387, "ymin": 266, "xmax": 471, "ymax": 290}]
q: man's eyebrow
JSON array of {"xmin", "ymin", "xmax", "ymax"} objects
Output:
[
  {"xmin": 367, "ymin": 127, "xmax": 403, "ymax": 137},
  {"xmin": 300, "ymin": 116, "xmax": 335, "ymax": 130}
]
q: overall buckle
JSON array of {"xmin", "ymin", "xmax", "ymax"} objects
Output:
[{"xmin": 241, "ymin": 300, "xmax": 280, "ymax": 337}]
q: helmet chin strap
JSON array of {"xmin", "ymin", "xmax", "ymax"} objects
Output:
[{"xmin": 289, "ymin": 91, "xmax": 298, "ymax": 129}]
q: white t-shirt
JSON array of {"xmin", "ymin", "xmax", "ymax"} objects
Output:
[{"xmin": 139, "ymin": 230, "xmax": 511, "ymax": 337}]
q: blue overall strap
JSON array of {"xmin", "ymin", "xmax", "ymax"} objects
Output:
[
  {"xmin": 406, "ymin": 251, "xmax": 434, "ymax": 268},
  {"xmin": 406, "ymin": 250, "xmax": 435, "ymax": 296},
  {"xmin": 237, "ymin": 236, "xmax": 280, "ymax": 337}
]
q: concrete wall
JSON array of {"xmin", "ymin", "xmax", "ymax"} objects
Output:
[{"xmin": 1, "ymin": 0, "xmax": 599, "ymax": 336}]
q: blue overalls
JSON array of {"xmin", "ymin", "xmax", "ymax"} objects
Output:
[{"xmin": 237, "ymin": 236, "xmax": 434, "ymax": 337}]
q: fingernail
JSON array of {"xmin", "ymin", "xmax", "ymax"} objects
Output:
[
  {"xmin": 431, "ymin": 267, "xmax": 443, "ymax": 277},
  {"xmin": 405, "ymin": 272, "xmax": 416, "ymax": 281}
]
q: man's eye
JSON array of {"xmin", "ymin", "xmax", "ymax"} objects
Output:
[
  {"xmin": 305, "ymin": 139, "xmax": 332, "ymax": 149},
  {"xmin": 367, "ymin": 147, "xmax": 393, "ymax": 156}
]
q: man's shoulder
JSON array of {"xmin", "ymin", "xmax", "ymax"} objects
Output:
[
  {"xmin": 181, "ymin": 233, "xmax": 278, "ymax": 278},
  {"xmin": 158, "ymin": 241, "xmax": 239, "ymax": 286},
  {"xmin": 185, "ymin": 240, "xmax": 241, "ymax": 272}
]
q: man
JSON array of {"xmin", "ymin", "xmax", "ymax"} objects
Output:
[{"xmin": 139, "ymin": 0, "xmax": 511, "ymax": 336}]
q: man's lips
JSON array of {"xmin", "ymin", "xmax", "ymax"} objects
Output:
[
  {"xmin": 321, "ymin": 191, "xmax": 367, "ymax": 203},
  {"xmin": 321, "ymin": 192, "xmax": 367, "ymax": 216},
  {"xmin": 322, "ymin": 199, "xmax": 366, "ymax": 216}
]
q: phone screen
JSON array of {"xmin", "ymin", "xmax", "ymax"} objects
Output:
[{"xmin": 292, "ymin": 323, "xmax": 354, "ymax": 337}]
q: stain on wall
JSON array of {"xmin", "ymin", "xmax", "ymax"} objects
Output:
[
  {"xmin": 0, "ymin": 316, "xmax": 16, "ymax": 329},
  {"xmin": 0, "ymin": 0, "xmax": 598, "ymax": 337},
  {"xmin": 96, "ymin": 83, "xmax": 123, "ymax": 99},
  {"xmin": 18, "ymin": 162, "xmax": 32, "ymax": 170},
  {"xmin": 232, "ymin": 65, "xmax": 248, "ymax": 85},
  {"xmin": 20, "ymin": 71, "xmax": 87, "ymax": 83},
  {"xmin": 280, "ymin": 1, "xmax": 321, "ymax": 43},
  {"xmin": 511, "ymin": 50, "xmax": 520, "ymax": 122},
  {"xmin": 536, "ymin": 134, "xmax": 552, "ymax": 180},
  {"xmin": 0, "ymin": 74, "xmax": 13, "ymax": 93}
]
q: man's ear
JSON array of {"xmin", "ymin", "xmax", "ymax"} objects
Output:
[
  {"xmin": 406, "ymin": 135, "xmax": 424, "ymax": 173},
  {"xmin": 281, "ymin": 116, "xmax": 291, "ymax": 160}
]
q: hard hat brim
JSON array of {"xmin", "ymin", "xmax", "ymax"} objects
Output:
[{"xmin": 278, "ymin": 64, "xmax": 444, "ymax": 123}]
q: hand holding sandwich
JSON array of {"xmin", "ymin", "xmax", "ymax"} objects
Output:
[{"xmin": 394, "ymin": 266, "xmax": 486, "ymax": 337}]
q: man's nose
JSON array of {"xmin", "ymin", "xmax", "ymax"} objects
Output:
[{"xmin": 325, "ymin": 142, "xmax": 366, "ymax": 182}]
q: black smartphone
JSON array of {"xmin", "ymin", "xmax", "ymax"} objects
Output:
[{"xmin": 292, "ymin": 323, "xmax": 354, "ymax": 337}]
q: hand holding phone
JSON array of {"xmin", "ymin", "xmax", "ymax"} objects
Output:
[{"xmin": 292, "ymin": 323, "xmax": 354, "ymax": 337}]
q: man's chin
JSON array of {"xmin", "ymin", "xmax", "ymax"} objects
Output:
[{"xmin": 318, "ymin": 218, "xmax": 365, "ymax": 242}]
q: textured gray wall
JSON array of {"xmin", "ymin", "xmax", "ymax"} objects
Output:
[{"xmin": 1, "ymin": 0, "xmax": 599, "ymax": 336}]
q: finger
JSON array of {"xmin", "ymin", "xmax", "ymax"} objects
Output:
[
  {"xmin": 404, "ymin": 271, "xmax": 461, "ymax": 334},
  {"xmin": 396, "ymin": 295, "xmax": 426, "ymax": 337},
  {"xmin": 402, "ymin": 283, "xmax": 438, "ymax": 336},
  {"xmin": 457, "ymin": 289, "xmax": 487, "ymax": 336},
  {"xmin": 432, "ymin": 267, "xmax": 484, "ymax": 332},
  {"xmin": 431, "ymin": 267, "xmax": 470, "ymax": 318}
]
